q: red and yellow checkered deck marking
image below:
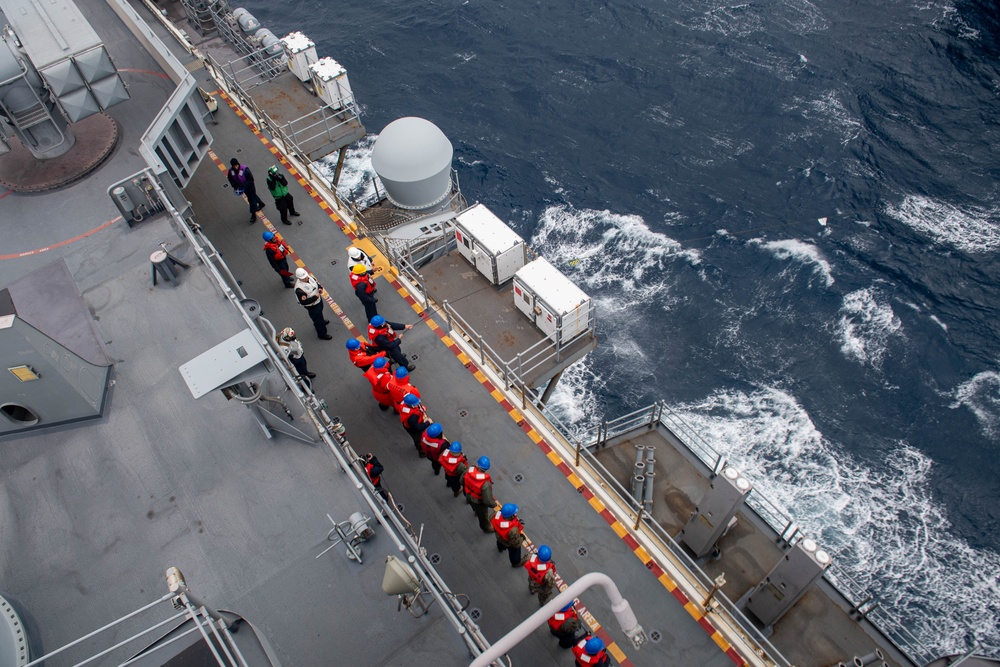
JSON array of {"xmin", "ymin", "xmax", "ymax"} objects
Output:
[{"xmin": 216, "ymin": 90, "xmax": 749, "ymax": 667}]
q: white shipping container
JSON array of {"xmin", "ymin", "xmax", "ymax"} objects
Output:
[
  {"xmin": 454, "ymin": 203, "xmax": 526, "ymax": 285},
  {"xmin": 309, "ymin": 57, "xmax": 354, "ymax": 110},
  {"xmin": 281, "ymin": 32, "xmax": 317, "ymax": 83},
  {"xmin": 513, "ymin": 257, "xmax": 592, "ymax": 344}
]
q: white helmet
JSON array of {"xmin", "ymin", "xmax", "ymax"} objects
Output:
[
  {"xmin": 294, "ymin": 267, "xmax": 309, "ymax": 280},
  {"xmin": 348, "ymin": 247, "xmax": 362, "ymax": 261}
]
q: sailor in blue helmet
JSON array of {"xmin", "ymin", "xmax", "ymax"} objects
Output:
[
  {"xmin": 572, "ymin": 635, "xmax": 610, "ymax": 666},
  {"xmin": 526, "ymin": 544, "xmax": 558, "ymax": 607},
  {"xmin": 366, "ymin": 315, "xmax": 415, "ymax": 371},
  {"xmin": 399, "ymin": 393, "xmax": 431, "ymax": 453},
  {"xmin": 462, "ymin": 455, "xmax": 495, "ymax": 533},
  {"xmin": 261, "ymin": 231, "xmax": 294, "ymax": 287},
  {"xmin": 548, "ymin": 601, "xmax": 585, "ymax": 649},
  {"xmin": 439, "ymin": 441, "xmax": 469, "ymax": 498},
  {"xmin": 491, "ymin": 503, "xmax": 529, "ymax": 567},
  {"xmin": 420, "ymin": 422, "xmax": 450, "ymax": 474}
]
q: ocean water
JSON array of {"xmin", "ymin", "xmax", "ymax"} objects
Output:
[{"xmin": 245, "ymin": 0, "xmax": 1000, "ymax": 656}]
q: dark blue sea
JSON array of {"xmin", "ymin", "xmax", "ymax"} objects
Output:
[{"xmin": 246, "ymin": 0, "xmax": 1000, "ymax": 656}]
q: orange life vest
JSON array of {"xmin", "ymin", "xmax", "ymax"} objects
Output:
[
  {"xmin": 350, "ymin": 271, "xmax": 376, "ymax": 294},
  {"xmin": 526, "ymin": 554, "xmax": 554, "ymax": 585},
  {"xmin": 439, "ymin": 451, "xmax": 467, "ymax": 476},
  {"xmin": 548, "ymin": 607, "xmax": 578, "ymax": 633},
  {"xmin": 388, "ymin": 379, "xmax": 419, "ymax": 407},
  {"xmin": 349, "ymin": 344, "xmax": 384, "ymax": 368},
  {"xmin": 368, "ymin": 323, "xmax": 396, "ymax": 345},
  {"xmin": 572, "ymin": 638, "xmax": 607, "ymax": 665},
  {"xmin": 263, "ymin": 239, "xmax": 288, "ymax": 260},
  {"xmin": 491, "ymin": 511, "xmax": 523, "ymax": 542},
  {"xmin": 421, "ymin": 433, "xmax": 447, "ymax": 461},
  {"xmin": 398, "ymin": 402, "xmax": 426, "ymax": 427},
  {"xmin": 365, "ymin": 461, "xmax": 380, "ymax": 486},
  {"xmin": 462, "ymin": 466, "xmax": 491, "ymax": 501}
]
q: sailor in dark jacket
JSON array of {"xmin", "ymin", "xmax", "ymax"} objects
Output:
[{"xmin": 227, "ymin": 158, "xmax": 265, "ymax": 223}]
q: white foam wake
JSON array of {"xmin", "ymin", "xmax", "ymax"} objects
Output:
[
  {"xmin": 668, "ymin": 386, "xmax": 1000, "ymax": 654},
  {"xmin": 951, "ymin": 370, "xmax": 1000, "ymax": 440},
  {"xmin": 751, "ymin": 238, "xmax": 835, "ymax": 287},
  {"xmin": 836, "ymin": 287, "xmax": 903, "ymax": 368},
  {"xmin": 531, "ymin": 204, "xmax": 701, "ymax": 303},
  {"xmin": 885, "ymin": 194, "xmax": 1000, "ymax": 254},
  {"xmin": 316, "ymin": 134, "xmax": 379, "ymax": 206}
]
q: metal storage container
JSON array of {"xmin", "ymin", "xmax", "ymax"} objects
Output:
[
  {"xmin": 308, "ymin": 57, "xmax": 353, "ymax": 111},
  {"xmin": 513, "ymin": 257, "xmax": 592, "ymax": 344},
  {"xmin": 454, "ymin": 203, "xmax": 526, "ymax": 285},
  {"xmin": 280, "ymin": 32, "xmax": 317, "ymax": 83}
]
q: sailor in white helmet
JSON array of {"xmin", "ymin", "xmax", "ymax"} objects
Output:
[
  {"xmin": 348, "ymin": 246, "xmax": 374, "ymax": 272},
  {"xmin": 276, "ymin": 327, "xmax": 316, "ymax": 386},
  {"xmin": 293, "ymin": 267, "xmax": 332, "ymax": 339}
]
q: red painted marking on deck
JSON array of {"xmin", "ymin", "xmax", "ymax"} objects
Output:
[{"xmin": 0, "ymin": 216, "xmax": 121, "ymax": 260}]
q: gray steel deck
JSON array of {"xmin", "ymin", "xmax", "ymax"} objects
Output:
[{"xmin": 0, "ymin": 2, "xmax": 739, "ymax": 666}]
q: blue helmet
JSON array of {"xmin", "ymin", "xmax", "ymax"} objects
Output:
[
  {"xmin": 584, "ymin": 637, "xmax": 604, "ymax": 656},
  {"xmin": 370, "ymin": 315, "xmax": 386, "ymax": 327},
  {"xmin": 426, "ymin": 423, "xmax": 443, "ymax": 438},
  {"xmin": 373, "ymin": 357, "xmax": 389, "ymax": 369},
  {"xmin": 403, "ymin": 393, "xmax": 420, "ymax": 406},
  {"xmin": 560, "ymin": 602, "xmax": 574, "ymax": 612},
  {"xmin": 501, "ymin": 503, "xmax": 517, "ymax": 519},
  {"xmin": 395, "ymin": 367, "xmax": 409, "ymax": 379},
  {"xmin": 346, "ymin": 339, "xmax": 360, "ymax": 350},
  {"xmin": 449, "ymin": 441, "xmax": 462, "ymax": 453},
  {"xmin": 477, "ymin": 456, "xmax": 490, "ymax": 471},
  {"xmin": 537, "ymin": 545, "xmax": 551, "ymax": 562},
  {"xmin": 262, "ymin": 231, "xmax": 275, "ymax": 242}
]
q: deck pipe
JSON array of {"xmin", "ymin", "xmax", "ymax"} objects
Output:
[
  {"xmin": 642, "ymin": 470, "xmax": 655, "ymax": 512},
  {"xmin": 633, "ymin": 444, "xmax": 646, "ymax": 469},
  {"xmin": 859, "ymin": 650, "xmax": 884, "ymax": 666},
  {"xmin": 631, "ymin": 472, "xmax": 645, "ymax": 504}
]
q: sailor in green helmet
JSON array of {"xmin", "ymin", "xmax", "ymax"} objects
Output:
[{"xmin": 266, "ymin": 164, "xmax": 301, "ymax": 225}]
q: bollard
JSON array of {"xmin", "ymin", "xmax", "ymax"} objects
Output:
[{"xmin": 151, "ymin": 250, "xmax": 177, "ymax": 284}]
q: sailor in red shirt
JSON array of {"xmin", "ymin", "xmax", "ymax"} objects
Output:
[
  {"xmin": 387, "ymin": 367, "xmax": 420, "ymax": 414},
  {"xmin": 491, "ymin": 503, "xmax": 528, "ymax": 567},
  {"xmin": 439, "ymin": 442, "xmax": 469, "ymax": 498},
  {"xmin": 526, "ymin": 544, "xmax": 558, "ymax": 607},
  {"xmin": 572, "ymin": 636, "xmax": 610, "ymax": 667},
  {"xmin": 346, "ymin": 338, "xmax": 385, "ymax": 372},
  {"xmin": 363, "ymin": 357, "xmax": 393, "ymax": 411},
  {"xmin": 420, "ymin": 422, "xmax": 450, "ymax": 475},
  {"xmin": 399, "ymin": 393, "xmax": 431, "ymax": 453},
  {"xmin": 548, "ymin": 602, "xmax": 584, "ymax": 649}
]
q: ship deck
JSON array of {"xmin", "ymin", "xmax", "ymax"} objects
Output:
[
  {"xmin": 0, "ymin": 0, "xmax": 746, "ymax": 665},
  {"xmin": 0, "ymin": 0, "xmax": 931, "ymax": 665}
]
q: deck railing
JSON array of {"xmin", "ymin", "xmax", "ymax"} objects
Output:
[{"xmin": 561, "ymin": 401, "xmax": 938, "ymax": 666}]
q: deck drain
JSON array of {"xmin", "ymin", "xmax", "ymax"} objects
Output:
[
  {"xmin": 649, "ymin": 630, "xmax": 662, "ymax": 643},
  {"xmin": 469, "ymin": 607, "xmax": 482, "ymax": 621},
  {"xmin": 513, "ymin": 473, "xmax": 524, "ymax": 484},
  {"xmin": 430, "ymin": 553, "xmax": 442, "ymax": 564},
  {"xmin": 396, "ymin": 503, "xmax": 405, "ymax": 512},
  {"xmin": 459, "ymin": 409, "xmax": 469, "ymax": 418},
  {"xmin": 330, "ymin": 260, "xmax": 338, "ymax": 265},
  {"xmin": 577, "ymin": 546, "xmax": 589, "ymax": 558}
]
